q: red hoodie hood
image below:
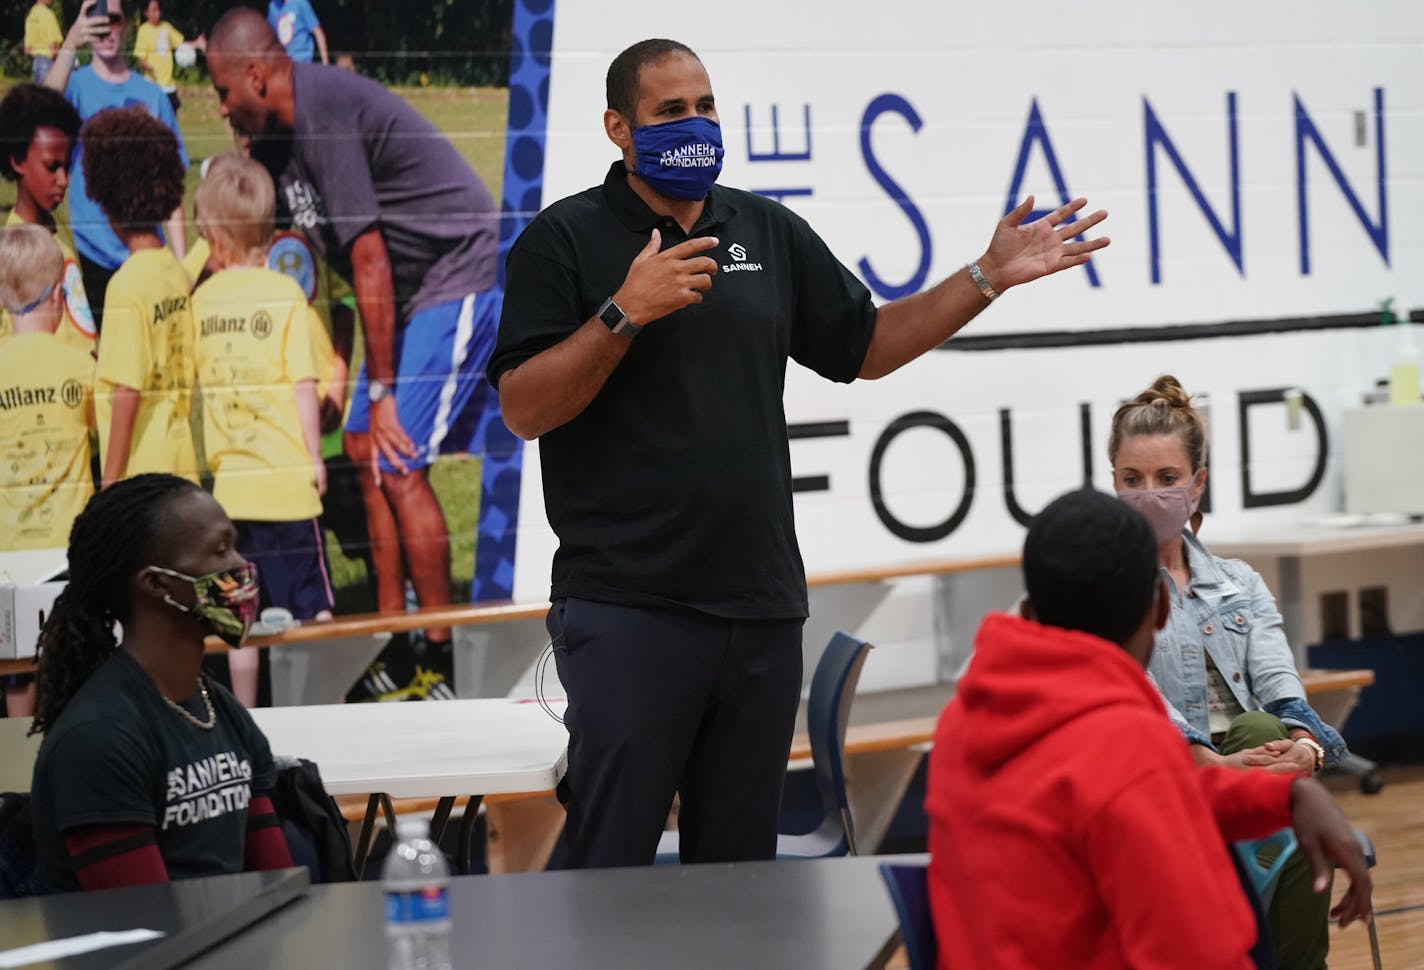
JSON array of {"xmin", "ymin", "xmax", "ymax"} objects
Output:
[{"xmin": 953, "ymin": 613, "xmax": 1168, "ymax": 773}]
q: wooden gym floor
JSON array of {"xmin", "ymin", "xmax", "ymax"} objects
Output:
[{"xmin": 1324, "ymin": 765, "xmax": 1424, "ymax": 969}]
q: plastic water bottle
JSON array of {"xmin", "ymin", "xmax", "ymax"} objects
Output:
[{"xmin": 382, "ymin": 818, "xmax": 453, "ymax": 970}]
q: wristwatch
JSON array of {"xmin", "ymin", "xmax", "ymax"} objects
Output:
[
  {"xmin": 368, "ymin": 379, "xmax": 392, "ymax": 404},
  {"xmin": 598, "ymin": 297, "xmax": 644, "ymax": 339}
]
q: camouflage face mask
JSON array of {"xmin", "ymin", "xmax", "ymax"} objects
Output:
[{"xmin": 146, "ymin": 561, "xmax": 260, "ymax": 648}]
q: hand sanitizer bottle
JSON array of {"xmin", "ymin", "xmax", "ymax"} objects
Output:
[{"xmin": 1387, "ymin": 299, "xmax": 1420, "ymax": 406}]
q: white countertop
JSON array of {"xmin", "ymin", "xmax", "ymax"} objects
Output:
[{"xmin": 1209, "ymin": 520, "xmax": 1424, "ymax": 558}]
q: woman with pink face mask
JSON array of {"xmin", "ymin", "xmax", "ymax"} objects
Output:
[{"xmin": 1109, "ymin": 374, "xmax": 1344, "ymax": 970}]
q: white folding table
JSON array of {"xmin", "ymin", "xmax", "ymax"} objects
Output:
[
  {"xmin": 249, "ymin": 698, "xmax": 568, "ymax": 874},
  {"xmin": 0, "ymin": 698, "xmax": 569, "ymax": 876}
]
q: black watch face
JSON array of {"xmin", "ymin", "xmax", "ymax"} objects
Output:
[{"xmin": 599, "ymin": 301, "xmax": 624, "ymax": 329}]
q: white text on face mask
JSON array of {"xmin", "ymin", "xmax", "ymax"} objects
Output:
[{"xmin": 660, "ymin": 144, "xmax": 720, "ymax": 168}]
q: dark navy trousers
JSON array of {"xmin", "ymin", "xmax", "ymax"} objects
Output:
[{"xmin": 546, "ymin": 597, "xmax": 804, "ymax": 868}]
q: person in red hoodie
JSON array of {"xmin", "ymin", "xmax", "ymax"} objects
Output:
[{"xmin": 926, "ymin": 488, "xmax": 1371, "ymax": 969}]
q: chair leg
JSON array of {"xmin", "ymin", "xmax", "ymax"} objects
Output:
[{"xmin": 841, "ymin": 807, "xmax": 859, "ymax": 857}]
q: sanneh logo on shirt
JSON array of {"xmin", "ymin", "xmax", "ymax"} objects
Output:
[
  {"xmin": 722, "ymin": 242, "xmax": 763, "ymax": 273},
  {"xmin": 162, "ymin": 751, "xmax": 254, "ymax": 830}
]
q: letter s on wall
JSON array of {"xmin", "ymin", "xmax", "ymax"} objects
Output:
[{"xmin": 857, "ymin": 93, "xmax": 933, "ymax": 301}]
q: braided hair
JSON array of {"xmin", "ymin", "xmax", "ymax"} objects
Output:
[{"xmin": 30, "ymin": 474, "xmax": 201, "ymax": 735}]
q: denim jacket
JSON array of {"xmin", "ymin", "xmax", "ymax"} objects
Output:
[{"xmin": 1147, "ymin": 530, "xmax": 1349, "ymax": 769}]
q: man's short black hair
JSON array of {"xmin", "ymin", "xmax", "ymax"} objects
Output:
[
  {"xmin": 1022, "ymin": 488, "xmax": 1159, "ymax": 646},
  {"xmin": 0, "ymin": 84, "xmax": 82, "ymax": 182},
  {"xmin": 606, "ymin": 39, "xmax": 699, "ymax": 120}
]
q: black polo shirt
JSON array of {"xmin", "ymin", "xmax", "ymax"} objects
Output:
[{"xmin": 490, "ymin": 163, "xmax": 877, "ymax": 619}]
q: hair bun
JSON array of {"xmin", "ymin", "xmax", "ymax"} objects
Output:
[{"xmin": 1134, "ymin": 374, "xmax": 1192, "ymax": 411}]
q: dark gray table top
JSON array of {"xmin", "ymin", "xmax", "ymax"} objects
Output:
[
  {"xmin": 187, "ymin": 855, "xmax": 914, "ymax": 970},
  {"xmin": 0, "ymin": 868, "xmax": 309, "ymax": 970}
]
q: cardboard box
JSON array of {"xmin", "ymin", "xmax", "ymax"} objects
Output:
[
  {"xmin": 0, "ymin": 581, "xmax": 67, "ymax": 660},
  {"xmin": 1344, "ymin": 404, "xmax": 1424, "ymax": 515}
]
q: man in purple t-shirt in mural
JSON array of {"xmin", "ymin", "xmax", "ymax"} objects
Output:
[{"xmin": 206, "ymin": 8, "xmax": 502, "ymax": 699}]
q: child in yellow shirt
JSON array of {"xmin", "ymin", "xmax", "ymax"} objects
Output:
[
  {"xmin": 133, "ymin": 0, "xmax": 203, "ymax": 113},
  {"xmin": 0, "ymin": 83, "xmax": 96, "ymax": 346},
  {"xmin": 0, "ymin": 225, "xmax": 96, "ymax": 715},
  {"xmin": 187, "ymin": 150, "xmax": 347, "ymax": 424},
  {"xmin": 23, "ymin": 0, "xmax": 63, "ymax": 83},
  {"xmin": 191, "ymin": 152, "xmax": 334, "ymax": 705},
  {"xmin": 0, "ymin": 224, "xmax": 96, "ymax": 551},
  {"xmin": 82, "ymin": 104, "xmax": 198, "ymax": 487}
]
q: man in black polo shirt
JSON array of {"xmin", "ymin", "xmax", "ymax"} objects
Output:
[{"xmin": 489, "ymin": 38, "xmax": 1110, "ymax": 868}]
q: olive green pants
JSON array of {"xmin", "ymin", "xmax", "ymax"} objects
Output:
[{"xmin": 1219, "ymin": 711, "xmax": 1331, "ymax": 970}]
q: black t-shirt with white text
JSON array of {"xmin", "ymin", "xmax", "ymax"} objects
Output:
[
  {"xmin": 30, "ymin": 650, "xmax": 277, "ymax": 893},
  {"xmin": 490, "ymin": 164, "xmax": 878, "ymax": 619}
]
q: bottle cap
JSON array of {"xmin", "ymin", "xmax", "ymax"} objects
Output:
[
  {"xmin": 255, "ymin": 607, "xmax": 296, "ymax": 633},
  {"xmin": 394, "ymin": 817, "xmax": 430, "ymax": 841}
]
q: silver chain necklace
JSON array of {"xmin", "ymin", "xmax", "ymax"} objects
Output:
[{"xmin": 164, "ymin": 677, "xmax": 216, "ymax": 731}]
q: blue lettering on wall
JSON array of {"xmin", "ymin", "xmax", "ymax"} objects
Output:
[
  {"xmin": 857, "ymin": 93, "xmax": 932, "ymax": 301},
  {"xmin": 1144, "ymin": 92, "xmax": 1243, "ymax": 284},
  {"xmin": 1295, "ymin": 87, "xmax": 1388, "ymax": 275},
  {"xmin": 1004, "ymin": 99, "xmax": 1099, "ymax": 287},
  {"xmin": 745, "ymin": 103, "xmax": 814, "ymax": 205},
  {"xmin": 744, "ymin": 103, "xmax": 813, "ymax": 161}
]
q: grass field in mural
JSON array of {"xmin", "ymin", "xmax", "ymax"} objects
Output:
[{"xmin": 0, "ymin": 79, "xmax": 510, "ymax": 611}]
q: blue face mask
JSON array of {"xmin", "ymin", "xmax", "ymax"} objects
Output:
[{"xmin": 630, "ymin": 116, "xmax": 725, "ymax": 202}]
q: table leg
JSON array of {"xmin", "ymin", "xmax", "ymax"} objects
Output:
[
  {"xmin": 1276, "ymin": 556, "xmax": 1308, "ymax": 666},
  {"xmin": 428, "ymin": 796, "xmax": 457, "ymax": 845},
  {"xmin": 456, "ymin": 795, "xmax": 484, "ymax": 875},
  {"xmin": 353, "ymin": 793, "xmax": 382, "ymax": 879}
]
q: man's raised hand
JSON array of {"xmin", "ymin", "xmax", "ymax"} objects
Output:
[
  {"xmin": 976, "ymin": 195, "xmax": 1110, "ymax": 294},
  {"xmin": 612, "ymin": 230, "xmax": 720, "ymax": 326}
]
